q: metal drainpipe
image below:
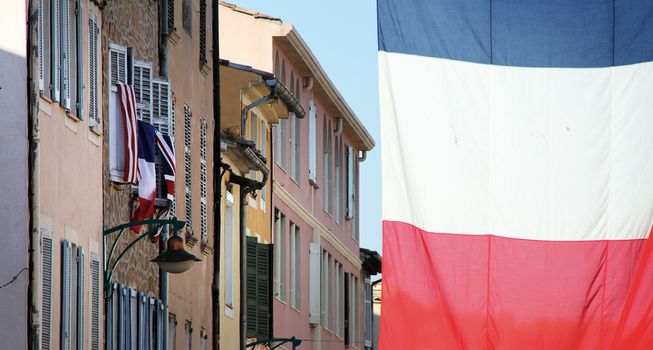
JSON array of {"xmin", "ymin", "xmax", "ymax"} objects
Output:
[
  {"xmin": 27, "ymin": 0, "xmax": 42, "ymax": 348},
  {"xmin": 241, "ymin": 87, "xmax": 276, "ymax": 137},
  {"xmin": 228, "ymin": 172, "xmax": 267, "ymax": 350},
  {"xmin": 159, "ymin": 1, "xmax": 170, "ymax": 348},
  {"xmin": 211, "ymin": 1, "xmax": 222, "ymax": 349}
]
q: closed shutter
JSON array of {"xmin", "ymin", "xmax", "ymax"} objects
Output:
[
  {"xmin": 133, "ymin": 61, "xmax": 153, "ymax": 123},
  {"xmin": 309, "ymin": 241, "xmax": 321, "ymax": 324},
  {"xmin": 119, "ymin": 285, "xmax": 128, "ymax": 350},
  {"xmin": 199, "ymin": 0, "xmax": 207, "ymax": 66},
  {"xmin": 90, "ymin": 253, "xmax": 101, "ymax": 350},
  {"xmin": 61, "ymin": 0, "xmax": 71, "ymax": 109},
  {"xmin": 51, "ymin": 0, "xmax": 60, "ymax": 101},
  {"xmin": 309, "ymin": 100, "xmax": 317, "ymax": 183},
  {"xmin": 88, "ymin": 14, "xmax": 99, "ymax": 127},
  {"xmin": 346, "ymin": 146, "xmax": 355, "ymax": 220},
  {"xmin": 129, "ymin": 289, "xmax": 137, "ymax": 349},
  {"xmin": 184, "ymin": 106, "xmax": 192, "ymax": 229},
  {"xmin": 76, "ymin": 247, "xmax": 85, "ymax": 350},
  {"xmin": 40, "ymin": 230, "xmax": 54, "ymax": 350},
  {"xmin": 364, "ymin": 278, "xmax": 372, "ymax": 348},
  {"xmin": 167, "ymin": 0, "xmax": 175, "ymax": 31},
  {"xmin": 200, "ymin": 118, "xmax": 207, "ymax": 241},
  {"xmin": 61, "ymin": 240, "xmax": 73, "ymax": 350},
  {"xmin": 75, "ymin": 0, "xmax": 83, "ymax": 119},
  {"xmin": 344, "ymin": 272, "xmax": 350, "ymax": 346},
  {"xmin": 245, "ymin": 237, "xmax": 271, "ymax": 340},
  {"xmin": 246, "ymin": 237, "xmax": 258, "ymax": 338},
  {"xmin": 38, "ymin": 0, "xmax": 44, "ymax": 90},
  {"xmin": 109, "ymin": 46, "xmax": 127, "ymax": 85}
]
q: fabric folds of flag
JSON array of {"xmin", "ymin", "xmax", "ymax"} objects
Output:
[
  {"xmin": 378, "ymin": 1, "xmax": 653, "ymax": 349},
  {"xmin": 156, "ymin": 132, "xmax": 176, "ymax": 201},
  {"xmin": 117, "ymin": 83, "xmax": 139, "ymax": 183},
  {"xmin": 131, "ymin": 120, "xmax": 157, "ymax": 233}
]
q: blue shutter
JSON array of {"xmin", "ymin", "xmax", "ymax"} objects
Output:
[
  {"xmin": 61, "ymin": 240, "xmax": 73, "ymax": 350},
  {"xmin": 76, "ymin": 247, "xmax": 84, "ymax": 350},
  {"xmin": 40, "ymin": 230, "xmax": 54, "ymax": 350}
]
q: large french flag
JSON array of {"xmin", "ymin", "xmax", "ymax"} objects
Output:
[{"xmin": 378, "ymin": 1, "xmax": 653, "ymax": 349}]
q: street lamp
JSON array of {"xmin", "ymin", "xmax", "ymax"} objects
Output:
[{"xmin": 103, "ymin": 217, "xmax": 201, "ymax": 299}]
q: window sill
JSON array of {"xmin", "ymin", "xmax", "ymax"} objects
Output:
[
  {"xmin": 290, "ymin": 177, "xmax": 301, "ymax": 188},
  {"xmin": 89, "ymin": 123, "xmax": 102, "ymax": 136},
  {"xmin": 309, "ymin": 178, "xmax": 319, "ymax": 189},
  {"xmin": 275, "ymin": 163, "xmax": 287, "ymax": 174},
  {"xmin": 225, "ymin": 305, "xmax": 234, "ymax": 318},
  {"xmin": 168, "ymin": 30, "xmax": 180, "ymax": 45},
  {"xmin": 200, "ymin": 63, "xmax": 211, "ymax": 77}
]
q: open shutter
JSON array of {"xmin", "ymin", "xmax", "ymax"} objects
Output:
[
  {"xmin": 344, "ymin": 272, "xmax": 350, "ymax": 346},
  {"xmin": 199, "ymin": 0, "xmax": 207, "ymax": 66},
  {"xmin": 61, "ymin": 240, "xmax": 73, "ymax": 350},
  {"xmin": 61, "ymin": 0, "xmax": 71, "ymax": 109},
  {"xmin": 38, "ymin": 0, "xmax": 44, "ymax": 90},
  {"xmin": 309, "ymin": 241, "xmax": 321, "ymax": 324},
  {"xmin": 256, "ymin": 242, "xmax": 272, "ymax": 339},
  {"xmin": 76, "ymin": 247, "xmax": 85, "ymax": 350},
  {"xmin": 364, "ymin": 278, "xmax": 372, "ymax": 348},
  {"xmin": 109, "ymin": 45, "xmax": 127, "ymax": 85},
  {"xmin": 133, "ymin": 61, "xmax": 153, "ymax": 123},
  {"xmin": 90, "ymin": 253, "xmax": 101, "ymax": 350},
  {"xmin": 346, "ymin": 146, "xmax": 355, "ymax": 220},
  {"xmin": 246, "ymin": 236, "xmax": 258, "ymax": 338},
  {"xmin": 152, "ymin": 78, "xmax": 171, "ymax": 135},
  {"xmin": 51, "ymin": 0, "xmax": 60, "ymax": 101},
  {"xmin": 88, "ymin": 13, "xmax": 99, "ymax": 127},
  {"xmin": 41, "ymin": 230, "xmax": 54, "ymax": 350},
  {"xmin": 309, "ymin": 100, "xmax": 317, "ymax": 183}
]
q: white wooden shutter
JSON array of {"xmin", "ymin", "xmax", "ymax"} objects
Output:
[
  {"xmin": 61, "ymin": 0, "xmax": 71, "ymax": 109},
  {"xmin": 133, "ymin": 61, "xmax": 153, "ymax": 123},
  {"xmin": 184, "ymin": 106, "xmax": 192, "ymax": 229},
  {"xmin": 51, "ymin": 0, "xmax": 60, "ymax": 101},
  {"xmin": 38, "ymin": 0, "xmax": 44, "ymax": 91},
  {"xmin": 109, "ymin": 44, "xmax": 127, "ymax": 85},
  {"xmin": 309, "ymin": 99, "xmax": 317, "ymax": 183},
  {"xmin": 90, "ymin": 253, "xmax": 101, "ymax": 350},
  {"xmin": 88, "ymin": 13, "xmax": 99, "ymax": 127},
  {"xmin": 346, "ymin": 146, "xmax": 355, "ymax": 220},
  {"xmin": 289, "ymin": 224, "xmax": 296, "ymax": 306},
  {"xmin": 61, "ymin": 240, "xmax": 73, "ymax": 350},
  {"xmin": 152, "ymin": 78, "xmax": 171, "ymax": 135},
  {"xmin": 40, "ymin": 230, "xmax": 54, "ymax": 350},
  {"xmin": 76, "ymin": 247, "xmax": 85, "ymax": 350},
  {"xmin": 200, "ymin": 118, "xmax": 207, "ymax": 241},
  {"xmin": 309, "ymin": 241, "xmax": 321, "ymax": 324}
]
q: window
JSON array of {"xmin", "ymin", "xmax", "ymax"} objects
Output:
[
  {"xmin": 309, "ymin": 100, "xmax": 317, "ymax": 184},
  {"xmin": 199, "ymin": 328, "xmax": 207, "ymax": 350},
  {"xmin": 260, "ymin": 120, "xmax": 267, "ymax": 210},
  {"xmin": 168, "ymin": 314, "xmax": 177, "ymax": 350},
  {"xmin": 199, "ymin": 0, "xmax": 207, "ymax": 66},
  {"xmin": 345, "ymin": 274, "xmax": 359, "ymax": 346},
  {"xmin": 309, "ymin": 242, "xmax": 320, "ymax": 325},
  {"xmin": 321, "ymin": 250, "xmax": 331, "ymax": 329},
  {"xmin": 289, "ymin": 112, "xmax": 301, "ymax": 182},
  {"xmin": 61, "ymin": 240, "xmax": 73, "ymax": 350},
  {"xmin": 289, "ymin": 222, "xmax": 300, "ymax": 309},
  {"xmin": 364, "ymin": 278, "xmax": 372, "ymax": 348},
  {"xmin": 40, "ymin": 229, "xmax": 54, "ymax": 350},
  {"xmin": 346, "ymin": 146, "xmax": 355, "ymax": 221},
  {"xmin": 184, "ymin": 321, "xmax": 192, "ymax": 350},
  {"xmin": 323, "ymin": 118, "xmax": 332, "ymax": 213},
  {"xmin": 184, "ymin": 105, "xmax": 193, "ymax": 230},
  {"xmin": 76, "ymin": 247, "xmax": 85, "ymax": 350},
  {"xmin": 108, "ymin": 43, "xmax": 128, "ymax": 181},
  {"xmin": 335, "ymin": 136, "xmax": 342, "ymax": 223},
  {"xmin": 335, "ymin": 262, "xmax": 344, "ymax": 338},
  {"xmin": 249, "ymin": 113, "xmax": 259, "ymax": 186},
  {"xmin": 246, "ymin": 237, "xmax": 272, "ymax": 340},
  {"xmin": 276, "ymin": 117, "xmax": 288, "ymax": 169},
  {"xmin": 273, "ymin": 210, "xmax": 287, "ymax": 301},
  {"xmin": 200, "ymin": 118, "xmax": 208, "ymax": 242},
  {"xmin": 88, "ymin": 13, "xmax": 100, "ymax": 127},
  {"xmin": 182, "ymin": 0, "xmax": 192, "ymax": 35},
  {"xmin": 225, "ymin": 191, "xmax": 234, "ymax": 307}
]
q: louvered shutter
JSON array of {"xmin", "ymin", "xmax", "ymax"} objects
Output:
[
  {"xmin": 152, "ymin": 78, "xmax": 171, "ymax": 135},
  {"xmin": 344, "ymin": 272, "xmax": 350, "ymax": 346},
  {"xmin": 256, "ymin": 242, "xmax": 272, "ymax": 339},
  {"xmin": 309, "ymin": 241, "xmax": 321, "ymax": 324},
  {"xmin": 38, "ymin": 0, "xmax": 44, "ymax": 90},
  {"xmin": 51, "ymin": 0, "xmax": 60, "ymax": 101},
  {"xmin": 200, "ymin": 119, "xmax": 207, "ymax": 240},
  {"xmin": 90, "ymin": 253, "xmax": 101, "ymax": 350},
  {"xmin": 88, "ymin": 14, "xmax": 99, "ymax": 126},
  {"xmin": 346, "ymin": 146, "xmax": 355, "ymax": 220},
  {"xmin": 199, "ymin": 0, "xmax": 207, "ymax": 66},
  {"xmin": 61, "ymin": 0, "xmax": 71, "ymax": 109},
  {"xmin": 138, "ymin": 293, "xmax": 146, "ymax": 350},
  {"xmin": 76, "ymin": 247, "xmax": 85, "ymax": 350},
  {"xmin": 109, "ymin": 46, "xmax": 127, "ymax": 85},
  {"xmin": 167, "ymin": 0, "xmax": 175, "ymax": 32},
  {"xmin": 40, "ymin": 230, "xmax": 54, "ymax": 350},
  {"xmin": 61, "ymin": 240, "xmax": 73, "ymax": 350},
  {"xmin": 133, "ymin": 61, "xmax": 153, "ymax": 123},
  {"xmin": 246, "ymin": 237, "xmax": 258, "ymax": 338},
  {"xmin": 184, "ymin": 106, "xmax": 192, "ymax": 229},
  {"xmin": 157, "ymin": 300, "xmax": 165, "ymax": 350},
  {"xmin": 309, "ymin": 100, "xmax": 317, "ymax": 183}
]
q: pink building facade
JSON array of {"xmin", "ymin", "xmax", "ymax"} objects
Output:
[{"xmin": 219, "ymin": 3, "xmax": 375, "ymax": 349}]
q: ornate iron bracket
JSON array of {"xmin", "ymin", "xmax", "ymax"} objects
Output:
[
  {"xmin": 103, "ymin": 218, "xmax": 185, "ymax": 299},
  {"xmin": 246, "ymin": 337, "xmax": 302, "ymax": 349}
]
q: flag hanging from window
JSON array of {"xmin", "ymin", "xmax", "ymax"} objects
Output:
[
  {"xmin": 378, "ymin": 1, "xmax": 653, "ymax": 349},
  {"xmin": 118, "ymin": 83, "xmax": 139, "ymax": 183},
  {"xmin": 132, "ymin": 120, "xmax": 157, "ymax": 233}
]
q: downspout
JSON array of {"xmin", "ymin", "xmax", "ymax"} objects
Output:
[
  {"xmin": 358, "ymin": 150, "xmax": 367, "ymax": 162},
  {"xmin": 334, "ymin": 117, "xmax": 343, "ymax": 136},
  {"xmin": 241, "ymin": 81, "xmax": 277, "ymax": 137},
  {"xmin": 229, "ymin": 171, "xmax": 268, "ymax": 350},
  {"xmin": 211, "ymin": 1, "xmax": 222, "ymax": 349},
  {"xmin": 159, "ymin": 1, "xmax": 169, "ymax": 348},
  {"xmin": 27, "ymin": 0, "xmax": 41, "ymax": 348}
]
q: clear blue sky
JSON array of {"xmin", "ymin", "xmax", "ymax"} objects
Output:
[{"xmin": 228, "ymin": 0, "xmax": 382, "ymax": 254}]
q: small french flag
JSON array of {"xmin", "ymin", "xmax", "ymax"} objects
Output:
[{"xmin": 131, "ymin": 120, "xmax": 157, "ymax": 232}]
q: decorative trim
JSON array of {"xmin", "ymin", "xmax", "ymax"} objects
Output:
[
  {"xmin": 168, "ymin": 31, "xmax": 180, "ymax": 45},
  {"xmin": 273, "ymin": 182, "xmax": 361, "ymax": 268}
]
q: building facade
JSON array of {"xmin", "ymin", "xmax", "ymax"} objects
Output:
[{"xmin": 219, "ymin": 3, "xmax": 376, "ymax": 349}]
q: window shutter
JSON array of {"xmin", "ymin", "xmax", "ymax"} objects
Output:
[
  {"xmin": 51, "ymin": 0, "xmax": 60, "ymax": 101},
  {"xmin": 344, "ymin": 272, "xmax": 350, "ymax": 346},
  {"xmin": 200, "ymin": 118, "xmax": 207, "ymax": 241},
  {"xmin": 134, "ymin": 61, "xmax": 153, "ymax": 123},
  {"xmin": 246, "ymin": 236, "xmax": 258, "ymax": 338},
  {"xmin": 138, "ymin": 293, "xmax": 146, "ymax": 350},
  {"xmin": 199, "ymin": 0, "xmax": 207, "ymax": 66},
  {"xmin": 184, "ymin": 106, "xmax": 193, "ymax": 229},
  {"xmin": 157, "ymin": 300, "xmax": 165, "ymax": 350},
  {"xmin": 76, "ymin": 247, "xmax": 84, "ymax": 350},
  {"xmin": 61, "ymin": 240, "xmax": 73, "ymax": 350},
  {"xmin": 288, "ymin": 224, "xmax": 295, "ymax": 307},
  {"xmin": 38, "ymin": 0, "xmax": 44, "ymax": 90},
  {"xmin": 61, "ymin": 0, "xmax": 71, "ymax": 109},
  {"xmin": 90, "ymin": 253, "xmax": 101, "ymax": 350},
  {"xmin": 118, "ymin": 285, "xmax": 127, "ymax": 350},
  {"xmin": 40, "ymin": 230, "xmax": 54, "ymax": 350},
  {"xmin": 364, "ymin": 278, "xmax": 372, "ymax": 347},
  {"xmin": 109, "ymin": 45, "xmax": 127, "ymax": 85},
  {"xmin": 88, "ymin": 14, "xmax": 99, "ymax": 127},
  {"xmin": 294, "ymin": 227, "xmax": 300, "ymax": 309},
  {"xmin": 309, "ymin": 241, "xmax": 321, "ymax": 324},
  {"xmin": 309, "ymin": 100, "xmax": 317, "ymax": 183},
  {"xmin": 75, "ymin": 0, "xmax": 83, "ymax": 119},
  {"xmin": 256, "ymin": 241, "xmax": 272, "ymax": 339},
  {"xmin": 152, "ymin": 78, "xmax": 171, "ymax": 135},
  {"xmin": 346, "ymin": 146, "xmax": 355, "ymax": 220},
  {"xmin": 167, "ymin": 0, "xmax": 175, "ymax": 32}
]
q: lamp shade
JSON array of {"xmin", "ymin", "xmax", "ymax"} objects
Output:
[{"xmin": 151, "ymin": 235, "xmax": 201, "ymax": 274}]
